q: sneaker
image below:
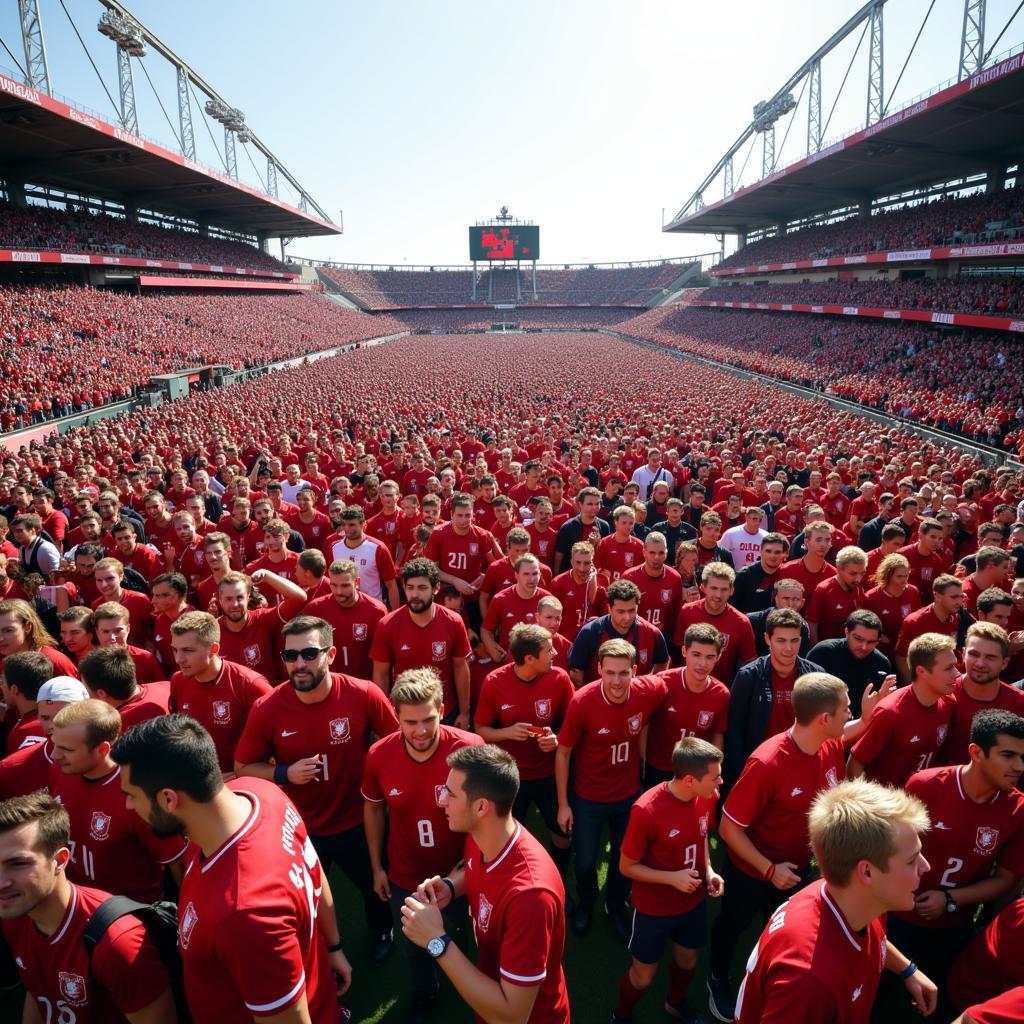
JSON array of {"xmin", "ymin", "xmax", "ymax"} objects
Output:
[
  {"xmin": 706, "ymin": 976, "xmax": 736, "ymax": 1023},
  {"xmin": 664, "ymin": 1001, "xmax": 708, "ymax": 1023}
]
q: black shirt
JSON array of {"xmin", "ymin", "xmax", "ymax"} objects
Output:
[
  {"xmin": 650, "ymin": 519, "xmax": 697, "ymax": 564},
  {"xmin": 807, "ymin": 638, "xmax": 890, "ymax": 716}
]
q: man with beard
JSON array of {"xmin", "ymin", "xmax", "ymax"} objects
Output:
[
  {"xmin": 111, "ymin": 715, "xmax": 351, "ymax": 1024},
  {"xmin": 235, "ymin": 615, "xmax": 399, "ymax": 964},
  {"xmin": 362, "ymin": 669, "xmax": 482, "ymax": 1022}
]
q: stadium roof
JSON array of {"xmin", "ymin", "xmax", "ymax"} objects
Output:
[
  {"xmin": 0, "ymin": 71, "xmax": 339, "ymax": 239},
  {"xmin": 665, "ymin": 50, "xmax": 1024, "ymax": 236}
]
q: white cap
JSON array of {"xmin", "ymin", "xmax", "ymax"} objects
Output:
[{"xmin": 36, "ymin": 677, "xmax": 90, "ymax": 704}]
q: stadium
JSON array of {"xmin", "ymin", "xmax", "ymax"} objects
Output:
[{"xmin": 1, "ymin": 1, "xmax": 1024, "ymax": 1023}]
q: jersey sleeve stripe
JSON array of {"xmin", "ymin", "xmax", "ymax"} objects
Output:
[
  {"xmin": 360, "ymin": 789, "xmax": 384, "ymax": 802},
  {"xmin": 500, "ymin": 967, "xmax": 547, "ymax": 983},
  {"xmin": 722, "ymin": 808, "xmax": 750, "ymax": 829},
  {"xmin": 244, "ymin": 972, "xmax": 306, "ymax": 1013},
  {"xmin": 156, "ymin": 847, "xmax": 187, "ymax": 865}
]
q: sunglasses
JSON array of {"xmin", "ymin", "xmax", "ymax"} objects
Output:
[{"xmin": 281, "ymin": 646, "xmax": 330, "ymax": 663}]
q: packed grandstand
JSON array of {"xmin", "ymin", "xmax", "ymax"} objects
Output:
[{"xmin": 4, "ymin": 5, "xmax": 1024, "ymax": 1024}]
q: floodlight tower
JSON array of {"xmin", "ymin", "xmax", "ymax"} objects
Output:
[
  {"xmin": 752, "ymin": 93, "xmax": 797, "ymax": 178},
  {"xmin": 97, "ymin": 9, "xmax": 146, "ymax": 136}
]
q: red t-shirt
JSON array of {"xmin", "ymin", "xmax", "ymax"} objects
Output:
[
  {"xmin": 524, "ymin": 524, "xmax": 559, "ymax": 568},
  {"xmin": 772, "ymin": 507, "xmax": 802, "ymax": 538},
  {"xmin": 424, "ymin": 523, "xmax": 495, "ymax": 585},
  {"xmin": 895, "ymin": 604, "xmax": 961, "ymax": 658},
  {"xmin": 940, "ymin": 677, "xmax": 1024, "ymax": 766},
  {"xmin": 52, "ymin": 765, "xmax": 186, "ymax": 901},
  {"xmin": 595, "ymin": 533, "xmax": 645, "ymax": 582},
  {"xmin": 621, "ymin": 783, "xmax": 716, "ymax": 915},
  {"xmin": 548, "ymin": 571, "xmax": 609, "ymax": 640},
  {"xmin": 804, "ymin": 577, "xmax": 864, "ymax": 641},
  {"xmin": 850, "ymin": 685, "xmax": 956, "ymax": 787},
  {"xmin": 169, "ymin": 660, "xmax": 274, "ymax": 772},
  {"xmin": 5, "ymin": 709, "xmax": 45, "ymax": 755},
  {"xmin": 365, "ymin": 508, "xmax": 406, "ymax": 556},
  {"xmin": 480, "ymin": 556, "xmax": 553, "ymax": 599},
  {"xmin": 898, "ymin": 765, "xmax": 1024, "ymax": 928},
  {"xmin": 862, "ymin": 584, "xmax": 921, "ymax": 657},
  {"xmin": 947, "ymin": 897, "xmax": 1024, "ymax": 1011},
  {"xmin": 3, "ymin": 883, "xmax": 170, "ymax": 1024},
  {"xmin": 476, "ymin": 663, "xmax": 575, "ymax": 780},
  {"xmin": 557, "ymin": 675, "xmax": 667, "ymax": 802},
  {"xmin": 361, "ymin": 726, "xmax": 482, "ymax": 889},
  {"xmin": 286, "ymin": 509, "xmax": 332, "ymax": 550},
  {"xmin": 897, "ymin": 542, "xmax": 951, "ymax": 598},
  {"xmin": 735, "ymin": 881, "xmax": 886, "ymax": 1024},
  {"xmin": 775, "ymin": 557, "xmax": 837, "ymax": 603},
  {"xmin": 369, "ymin": 604, "xmax": 471, "ymax": 710},
  {"xmin": 235, "ymin": 672, "xmax": 398, "ymax": 834},
  {"xmin": 0, "ymin": 738, "xmax": 58, "ymax": 798},
  {"xmin": 481, "ymin": 586, "xmax": 552, "ymax": 645},
  {"xmin": 151, "ymin": 605, "xmax": 194, "ymax": 674},
  {"xmin": 305, "ymin": 591, "xmax": 387, "ymax": 679},
  {"xmin": 646, "ymin": 669, "xmax": 729, "ymax": 773},
  {"xmin": 216, "ymin": 604, "xmax": 293, "ymax": 681},
  {"xmin": 765, "ymin": 667, "xmax": 799, "ymax": 737},
  {"xmin": 91, "ymin": 591, "xmax": 153, "ymax": 647},
  {"xmin": 121, "ymin": 644, "xmax": 166, "ymax": 685},
  {"xmin": 464, "ymin": 823, "xmax": 569, "ymax": 1024},
  {"xmin": 114, "ymin": 544, "xmax": 164, "ymax": 582},
  {"xmin": 962, "ymin": 988, "xmax": 1024, "ymax": 1024},
  {"xmin": 176, "ymin": 779, "xmax": 335, "ymax": 1024},
  {"xmin": 117, "ymin": 681, "xmax": 171, "ymax": 729},
  {"xmin": 673, "ymin": 601, "xmax": 757, "ymax": 682},
  {"xmin": 621, "ymin": 564, "xmax": 683, "ymax": 634},
  {"xmin": 723, "ymin": 731, "xmax": 845, "ymax": 878}
]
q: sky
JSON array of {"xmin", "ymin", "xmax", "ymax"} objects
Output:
[{"xmin": 0, "ymin": 0, "xmax": 1021, "ymax": 266}]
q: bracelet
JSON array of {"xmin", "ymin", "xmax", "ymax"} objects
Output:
[
  {"xmin": 762, "ymin": 863, "xmax": 776, "ymax": 882},
  {"xmin": 441, "ymin": 877, "xmax": 456, "ymax": 902},
  {"xmin": 273, "ymin": 763, "xmax": 290, "ymax": 785},
  {"xmin": 900, "ymin": 961, "xmax": 918, "ymax": 980},
  {"xmin": 326, "ymin": 940, "xmax": 344, "ymax": 953}
]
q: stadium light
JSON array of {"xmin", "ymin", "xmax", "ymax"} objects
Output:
[
  {"xmin": 97, "ymin": 10, "xmax": 146, "ymax": 56},
  {"xmin": 752, "ymin": 94, "xmax": 797, "ymax": 133}
]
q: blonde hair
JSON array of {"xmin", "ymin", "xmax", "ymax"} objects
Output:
[
  {"xmin": 52, "ymin": 698, "xmax": 122, "ymax": 749},
  {"xmin": 702, "ymin": 561, "xmax": 735, "ymax": 586},
  {"xmin": 597, "ymin": 638, "xmax": 636, "ymax": 665},
  {"xmin": 966, "ymin": 620, "xmax": 1010, "ymax": 659},
  {"xmin": 92, "ymin": 601, "xmax": 130, "ymax": 625},
  {"xmin": 0, "ymin": 598, "xmax": 57, "ymax": 650},
  {"xmin": 809, "ymin": 778, "xmax": 930, "ymax": 885},
  {"xmin": 170, "ymin": 610, "xmax": 221, "ymax": 645},
  {"xmin": 391, "ymin": 668, "xmax": 443, "ymax": 710},
  {"xmin": 792, "ymin": 672, "xmax": 847, "ymax": 725},
  {"xmin": 874, "ymin": 552, "xmax": 910, "ymax": 589},
  {"xmin": 835, "ymin": 545, "xmax": 867, "ymax": 569},
  {"xmin": 907, "ymin": 632, "xmax": 956, "ymax": 676}
]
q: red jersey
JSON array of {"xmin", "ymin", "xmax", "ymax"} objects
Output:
[
  {"xmin": 476, "ymin": 663, "xmax": 575, "ymax": 780},
  {"xmin": 723, "ymin": 732, "xmax": 845, "ymax": 878},
  {"xmin": 286, "ymin": 508, "xmax": 332, "ymax": 550},
  {"xmin": 464, "ymin": 823, "xmax": 569, "ymax": 1024},
  {"xmin": 862, "ymin": 584, "xmax": 921, "ymax": 656},
  {"xmin": 176, "ymin": 779, "xmax": 335, "ymax": 1024},
  {"xmin": 0, "ymin": 738, "xmax": 58, "ymax": 798},
  {"xmin": 175, "ymin": 539, "xmax": 208, "ymax": 592},
  {"xmin": 673, "ymin": 601, "xmax": 757, "ymax": 681},
  {"xmin": 117, "ymin": 681, "xmax": 171, "ymax": 729},
  {"xmin": 524, "ymin": 524, "xmax": 559, "ymax": 568},
  {"xmin": 548, "ymin": 571, "xmax": 609, "ymax": 640},
  {"xmin": 961, "ymin": 988, "xmax": 1024, "ymax": 1024},
  {"xmin": 365, "ymin": 508, "xmax": 406, "ymax": 556},
  {"xmin": 3, "ymin": 883, "xmax": 170, "ymax": 1024},
  {"xmin": 948, "ymin": 897, "xmax": 1024, "ymax": 1011},
  {"xmin": 898, "ymin": 542, "xmax": 951, "ymax": 598},
  {"xmin": 216, "ymin": 604, "xmax": 293, "ymax": 680},
  {"xmin": 235, "ymin": 672, "xmax": 398, "ymax": 834},
  {"xmin": 646, "ymin": 669, "xmax": 730, "ymax": 772},
  {"xmin": 820, "ymin": 492, "xmax": 850, "ymax": 528},
  {"xmin": 480, "ymin": 556, "xmax": 553, "ymax": 600},
  {"xmin": 595, "ymin": 533, "xmax": 645, "ymax": 582},
  {"xmin": 621, "ymin": 564, "xmax": 683, "ymax": 634},
  {"xmin": 424, "ymin": 523, "xmax": 495, "ymax": 585},
  {"xmin": 120, "ymin": 644, "xmax": 165, "ymax": 685},
  {"xmin": 91, "ymin": 591, "xmax": 153, "ymax": 647},
  {"xmin": 772, "ymin": 507, "xmax": 802, "ymax": 538},
  {"xmin": 243, "ymin": 552, "xmax": 300, "ymax": 607},
  {"xmin": 152, "ymin": 605, "xmax": 194, "ymax": 673},
  {"xmin": 169, "ymin": 660, "xmax": 273, "ymax": 772},
  {"xmin": 557, "ymin": 675, "xmax": 667, "ymax": 802},
  {"xmin": 305, "ymin": 590, "xmax": 387, "ymax": 678},
  {"xmin": 899, "ymin": 765, "xmax": 1024, "ymax": 928},
  {"xmin": 481, "ymin": 585, "xmax": 552, "ymax": 644},
  {"xmin": 850, "ymin": 685, "xmax": 956, "ymax": 786},
  {"xmin": 804, "ymin": 577, "xmax": 864, "ymax": 641},
  {"xmin": 5, "ymin": 710, "xmax": 44, "ymax": 755},
  {"xmin": 941, "ymin": 677, "xmax": 1024, "ymax": 766},
  {"xmin": 775, "ymin": 557, "xmax": 837, "ymax": 602},
  {"xmin": 361, "ymin": 726, "xmax": 482, "ymax": 889},
  {"xmin": 620, "ymin": 783, "xmax": 715, "ymax": 915},
  {"xmin": 52, "ymin": 765, "xmax": 186, "ymax": 901},
  {"xmin": 895, "ymin": 604, "xmax": 961, "ymax": 658},
  {"xmin": 735, "ymin": 881, "xmax": 886, "ymax": 1024},
  {"xmin": 114, "ymin": 544, "xmax": 163, "ymax": 582},
  {"xmin": 217, "ymin": 517, "xmax": 262, "ymax": 568},
  {"xmin": 369, "ymin": 604, "xmax": 471, "ymax": 710}
]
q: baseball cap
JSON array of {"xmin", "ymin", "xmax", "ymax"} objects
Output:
[{"xmin": 37, "ymin": 677, "xmax": 90, "ymax": 703}]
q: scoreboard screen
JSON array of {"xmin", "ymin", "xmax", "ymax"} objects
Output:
[{"xmin": 469, "ymin": 224, "xmax": 540, "ymax": 261}]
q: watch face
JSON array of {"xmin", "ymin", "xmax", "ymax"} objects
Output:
[{"xmin": 427, "ymin": 936, "xmax": 445, "ymax": 957}]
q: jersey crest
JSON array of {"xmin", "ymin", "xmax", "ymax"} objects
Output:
[
  {"xmin": 352, "ymin": 622, "xmax": 368, "ymax": 640},
  {"xmin": 431, "ymin": 641, "xmax": 448, "ymax": 660},
  {"xmin": 699, "ymin": 813, "xmax": 710, "ymax": 837},
  {"xmin": 329, "ymin": 717, "xmax": 351, "ymax": 743},
  {"xmin": 89, "ymin": 811, "xmax": 112, "ymax": 842},
  {"xmin": 180, "ymin": 900, "xmax": 199, "ymax": 949},
  {"xmin": 697, "ymin": 709, "xmax": 715, "ymax": 729},
  {"xmin": 243, "ymin": 643, "xmax": 260, "ymax": 665},
  {"xmin": 825, "ymin": 767, "xmax": 839, "ymax": 788},
  {"xmin": 469, "ymin": 542, "xmax": 480, "ymax": 556},
  {"xmin": 975, "ymin": 826, "xmax": 999, "ymax": 854},
  {"xmin": 660, "ymin": 588, "xmax": 673, "ymax": 604},
  {"xmin": 936, "ymin": 724, "xmax": 948, "ymax": 746},
  {"xmin": 628, "ymin": 713, "xmax": 643, "ymax": 734},
  {"xmin": 535, "ymin": 698, "xmax": 552, "ymax": 720},
  {"xmin": 477, "ymin": 892, "xmax": 493, "ymax": 932},
  {"xmin": 638, "ymin": 649, "xmax": 649, "ymax": 666},
  {"xmin": 59, "ymin": 971, "xmax": 87, "ymax": 1006},
  {"xmin": 212, "ymin": 700, "xmax": 231, "ymax": 724},
  {"xmin": 194, "ymin": 549, "xmax": 205, "ymax": 565},
  {"xmin": 434, "ymin": 784, "xmax": 447, "ymax": 807}
]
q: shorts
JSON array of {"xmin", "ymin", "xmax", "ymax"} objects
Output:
[
  {"xmin": 513, "ymin": 775, "xmax": 569, "ymax": 839},
  {"xmin": 628, "ymin": 902, "xmax": 708, "ymax": 964}
]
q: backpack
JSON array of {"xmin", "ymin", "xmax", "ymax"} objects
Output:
[{"xmin": 84, "ymin": 895, "xmax": 192, "ymax": 1024}]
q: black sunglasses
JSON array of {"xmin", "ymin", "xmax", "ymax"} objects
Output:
[{"xmin": 281, "ymin": 646, "xmax": 330, "ymax": 663}]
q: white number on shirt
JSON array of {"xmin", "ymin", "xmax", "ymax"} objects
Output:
[
  {"xmin": 940, "ymin": 857, "xmax": 964, "ymax": 888},
  {"xmin": 447, "ymin": 552, "xmax": 468, "ymax": 571},
  {"xmin": 916, "ymin": 751, "xmax": 934, "ymax": 771},
  {"xmin": 67, "ymin": 839, "xmax": 95, "ymax": 880},
  {"xmin": 417, "ymin": 820, "xmax": 436, "ymax": 848},
  {"xmin": 338, "ymin": 646, "xmax": 349, "ymax": 668},
  {"xmin": 38, "ymin": 997, "xmax": 77, "ymax": 1024},
  {"xmin": 647, "ymin": 608, "xmax": 662, "ymax": 626},
  {"xmin": 611, "ymin": 742, "xmax": 630, "ymax": 765},
  {"xmin": 683, "ymin": 843, "xmax": 697, "ymax": 871}
]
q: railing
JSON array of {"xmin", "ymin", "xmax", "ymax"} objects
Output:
[{"xmin": 290, "ymin": 256, "xmax": 701, "ymax": 272}]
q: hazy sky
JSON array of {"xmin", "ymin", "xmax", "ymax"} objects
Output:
[{"xmin": 0, "ymin": 0, "xmax": 1021, "ymax": 265}]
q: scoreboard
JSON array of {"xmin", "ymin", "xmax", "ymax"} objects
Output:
[{"xmin": 469, "ymin": 224, "xmax": 540, "ymax": 261}]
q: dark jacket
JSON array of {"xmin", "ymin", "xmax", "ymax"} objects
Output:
[
  {"xmin": 731, "ymin": 563, "xmax": 779, "ymax": 615},
  {"xmin": 724, "ymin": 654, "xmax": 822, "ymax": 787}
]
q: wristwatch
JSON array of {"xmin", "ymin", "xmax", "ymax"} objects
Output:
[
  {"xmin": 427, "ymin": 933, "xmax": 453, "ymax": 959},
  {"xmin": 944, "ymin": 891, "xmax": 958, "ymax": 914}
]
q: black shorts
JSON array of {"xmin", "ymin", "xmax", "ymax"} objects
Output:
[
  {"xmin": 513, "ymin": 775, "xmax": 569, "ymax": 839},
  {"xmin": 628, "ymin": 902, "xmax": 708, "ymax": 964}
]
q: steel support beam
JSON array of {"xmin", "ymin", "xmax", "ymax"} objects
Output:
[
  {"xmin": 224, "ymin": 127, "xmax": 237, "ymax": 179},
  {"xmin": 267, "ymin": 158, "xmax": 279, "ymax": 198},
  {"xmin": 724, "ymin": 154, "xmax": 734, "ymax": 196},
  {"xmin": 866, "ymin": 2, "xmax": 884, "ymax": 126},
  {"xmin": 18, "ymin": 0, "xmax": 50, "ymax": 93},
  {"xmin": 807, "ymin": 58, "xmax": 822, "ymax": 153},
  {"xmin": 116, "ymin": 46, "xmax": 139, "ymax": 135},
  {"xmin": 762, "ymin": 127, "xmax": 776, "ymax": 178},
  {"xmin": 959, "ymin": 0, "xmax": 986, "ymax": 80},
  {"xmin": 177, "ymin": 65, "xmax": 195, "ymax": 159}
]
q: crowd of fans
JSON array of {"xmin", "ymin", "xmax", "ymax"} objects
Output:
[
  {"xmin": 320, "ymin": 262, "xmax": 692, "ymax": 308},
  {"xmin": 393, "ymin": 308, "xmax": 634, "ymax": 331},
  {"xmin": 716, "ymin": 187, "xmax": 1024, "ymax": 270},
  {"xmin": 0, "ymin": 285, "xmax": 404, "ymax": 429},
  {"xmin": 618, "ymin": 304, "xmax": 1024, "ymax": 453},
  {"xmin": 707, "ymin": 272, "xmax": 1024, "ymax": 316},
  {"xmin": 0, "ymin": 199, "xmax": 289, "ymax": 273}
]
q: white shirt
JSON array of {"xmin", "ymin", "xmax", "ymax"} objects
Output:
[
  {"xmin": 719, "ymin": 525, "xmax": 767, "ymax": 567},
  {"xmin": 328, "ymin": 536, "xmax": 384, "ymax": 599}
]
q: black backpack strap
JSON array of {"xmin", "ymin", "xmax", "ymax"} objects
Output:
[{"xmin": 83, "ymin": 896, "xmax": 149, "ymax": 953}]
